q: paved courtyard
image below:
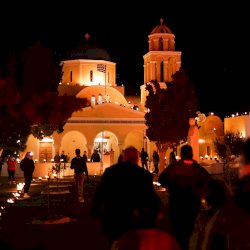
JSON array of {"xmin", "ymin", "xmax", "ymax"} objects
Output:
[{"xmin": 0, "ymin": 175, "xmax": 110, "ymax": 250}]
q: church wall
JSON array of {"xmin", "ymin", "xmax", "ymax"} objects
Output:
[
  {"xmin": 62, "ymin": 62, "xmax": 80, "ymax": 84},
  {"xmin": 224, "ymin": 115, "xmax": 249, "ymax": 138},
  {"xmin": 197, "ymin": 115, "xmax": 223, "ymax": 159},
  {"xmin": 61, "ymin": 122, "xmax": 146, "ymax": 163},
  {"xmin": 62, "ymin": 60, "xmax": 116, "ymax": 87},
  {"xmin": 19, "ymin": 135, "xmax": 39, "ymax": 161}
]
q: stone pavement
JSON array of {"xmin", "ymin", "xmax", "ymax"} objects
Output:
[{"xmin": 0, "ymin": 175, "xmax": 110, "ymax": 250}]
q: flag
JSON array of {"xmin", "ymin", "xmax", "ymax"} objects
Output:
[{"xmin": 97, "ymin": 64, "xmax": 106, "ymax": 73}]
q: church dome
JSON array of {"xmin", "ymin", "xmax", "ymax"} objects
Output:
[
  {"xmin": 150, "ymin": 18, "xmax": 172, "ymax": 34},
  {"xmin": 76, "ymin": 86, "xmax": 128, "ymax": 106},
  {"xmin": 66, "ymin": 34, "xmax": 111, "ymax": 61}
]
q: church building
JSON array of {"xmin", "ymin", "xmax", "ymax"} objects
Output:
[{"xmin": 14, "ymin": 18, "xmax": 236, "ymax": 177}]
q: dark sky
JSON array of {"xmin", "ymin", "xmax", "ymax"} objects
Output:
[{"xmin": 0, "ymin": 2, "xmax": 249, "ymax": 118}]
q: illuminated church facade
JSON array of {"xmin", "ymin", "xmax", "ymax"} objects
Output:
[
  {"xmin": 17, "ymin": 19, "xmax": 182, "ymax": 175},
  {"xmin": 13, "ymin": 19, "xmax": 248, "ymax": 177}
]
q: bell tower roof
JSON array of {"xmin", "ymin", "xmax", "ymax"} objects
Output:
[{"xmin": 150, "ymin": 18, "xmax": 172, "ymax": 34}]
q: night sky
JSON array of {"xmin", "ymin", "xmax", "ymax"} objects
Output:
[{"xmin": 0, "ymin": 2, "xmax": 249, "ymax": 118}]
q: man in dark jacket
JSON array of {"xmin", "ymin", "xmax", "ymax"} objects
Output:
[
  {"xmin": 91, "ymin": 146, "xmax": 161, "ymax": 245},
  {"xmin": 20, "ymin": 152, "xmax": 35, "ymax": 198},
  {"xmin": 140, "ymin": 148, "xmax": 149, "ymax": 171},
  {"xmin": 158, "ymin": 144, "xmax": 210, "ymax": 250},
  {"xmin": 70, "ymin": 148, "xmax": 85, "ymax": 202}
]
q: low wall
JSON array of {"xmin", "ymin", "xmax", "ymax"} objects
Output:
[
  {"xmin": 0, "ymin": 162, "xmax": 110, "ymax": 178},
  {"xmin": 202, "ymin": 163, "xmax": 224, "ymax": 174}
]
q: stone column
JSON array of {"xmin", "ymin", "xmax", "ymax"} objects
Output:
[
  {"xmin": 110, "ymin": 149, "xmax": 115, "ymax": 165},
  {"xmin": 176, "ymin": 61, "xmax": 181, "ymax": 71},
  {"xmin": 163, "ymin": 38, "xmax": 169, "ymax": 51},
  {"xmin": 143, "ymin": 65, "xmax": 147, "ymax": 84},
  {"xmin": 148, "ymin": 39, "xmax": 152, "ymax": 51},
  {"xmin": 187, "ymin": 118, "xmax": 199, "ymax": 162},
  {"xmin": 118, "ymin": 143, "xmax": 124, "ymax": 153},
  {"xmin": 86, "ymin": 144, "xmax": 93, "ymax": 159},
  {"xmin": 147, "ymin": 63, "xmax": 150, "ymax": 83},
  {"xmin": 150, "ymin": 62, "xmax": 156, "ymax": 81}
]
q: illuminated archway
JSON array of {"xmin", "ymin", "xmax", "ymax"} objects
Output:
[
  {"xmin": 60, "ymin": 131, "xmax": 87, "ymax": 162},
  {"xmin": 93, "ymin": 131, "xmax": 119, "ymax": 164},
  {"xmin": 124, "ymin": 130, "xmax": 144, "ymax": 152}
]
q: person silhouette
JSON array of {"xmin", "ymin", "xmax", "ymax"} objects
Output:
[
  {"xmin": 91, "ymin": 146, "xmax": 161, "ymax": 245},
  {"xmin": 152, "ymin": 150, "xmax": 159, "ymax": 174},
  {"xmin": 140, "ymin": 148, "xmax": 149, "ymax": 171},
  {"xmin": 70, "ymin": 148, "xmax": 86, "ymax": 203},
  {"xmin": 158, "ymin": 144, "xmax": 210, "ymax": 250}
]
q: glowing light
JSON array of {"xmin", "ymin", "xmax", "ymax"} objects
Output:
[
  {"xmin": 41, "ymin": 137, "xmax": 53, "ymax": 143},
  {"xmin": 94, "ymin": 137, "xmax": 108, "ymax": 143},
  {"xmin": 153, "ymin": 181, "xmax": 161, "ymax": 186},
  {"xmin": 13, "ymin": 192, "xmax": 20, "ymax": 198},
  {"xmin": 17, "ymin": 183, "xmax": 25, "ymax": 193}
]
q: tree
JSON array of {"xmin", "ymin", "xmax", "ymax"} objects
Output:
[
  {"xmin": 214, "ymin": 131, "xmax": 245, "ymax": 161},
  {"xmin": 145, "ymin": 67, "xmax": 197, "ymax": 172},
  {"xmin": 0, "ymin": 41, "xmax": 89, "ymax": 153},
  {"xmin": 214, "ymin": 131, "xmax": 245, "ymax": 190}
]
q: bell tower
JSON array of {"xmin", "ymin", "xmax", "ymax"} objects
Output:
[{"xmin": 141, "ymin": 18, "xmax": 182, "ymax": 106}]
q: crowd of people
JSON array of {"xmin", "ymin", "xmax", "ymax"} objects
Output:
[
  {"xmin": 1, "ymin": 140, "xmax": 250, "ymax": 249},
  {"xmin": 91, "ymin": 142, "xmax": 250, "ymax": 249}
]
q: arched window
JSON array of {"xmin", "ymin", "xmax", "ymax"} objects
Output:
[
  {"xmin": 91, "ymin": 95, "xmax": 96, "ymax": 106},
  {"xmin": 90, "ymin": 70, "xmax": 93, "ymax": 82},
  {"xmin": 70, "ymin": 71, "xmax": 72, "ymax": 82},
  {"xmin": 98, "ymin": 94, "xmax": 102, "ymax": 104}
]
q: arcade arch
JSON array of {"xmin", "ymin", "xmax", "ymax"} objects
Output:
[
  {"xmin": 93, "ymin": 130, "xmax": 119, "ymax": 163},
  {"xmin": 60, "ymin": 131, "xmax": 87, "ymax": 162}
]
